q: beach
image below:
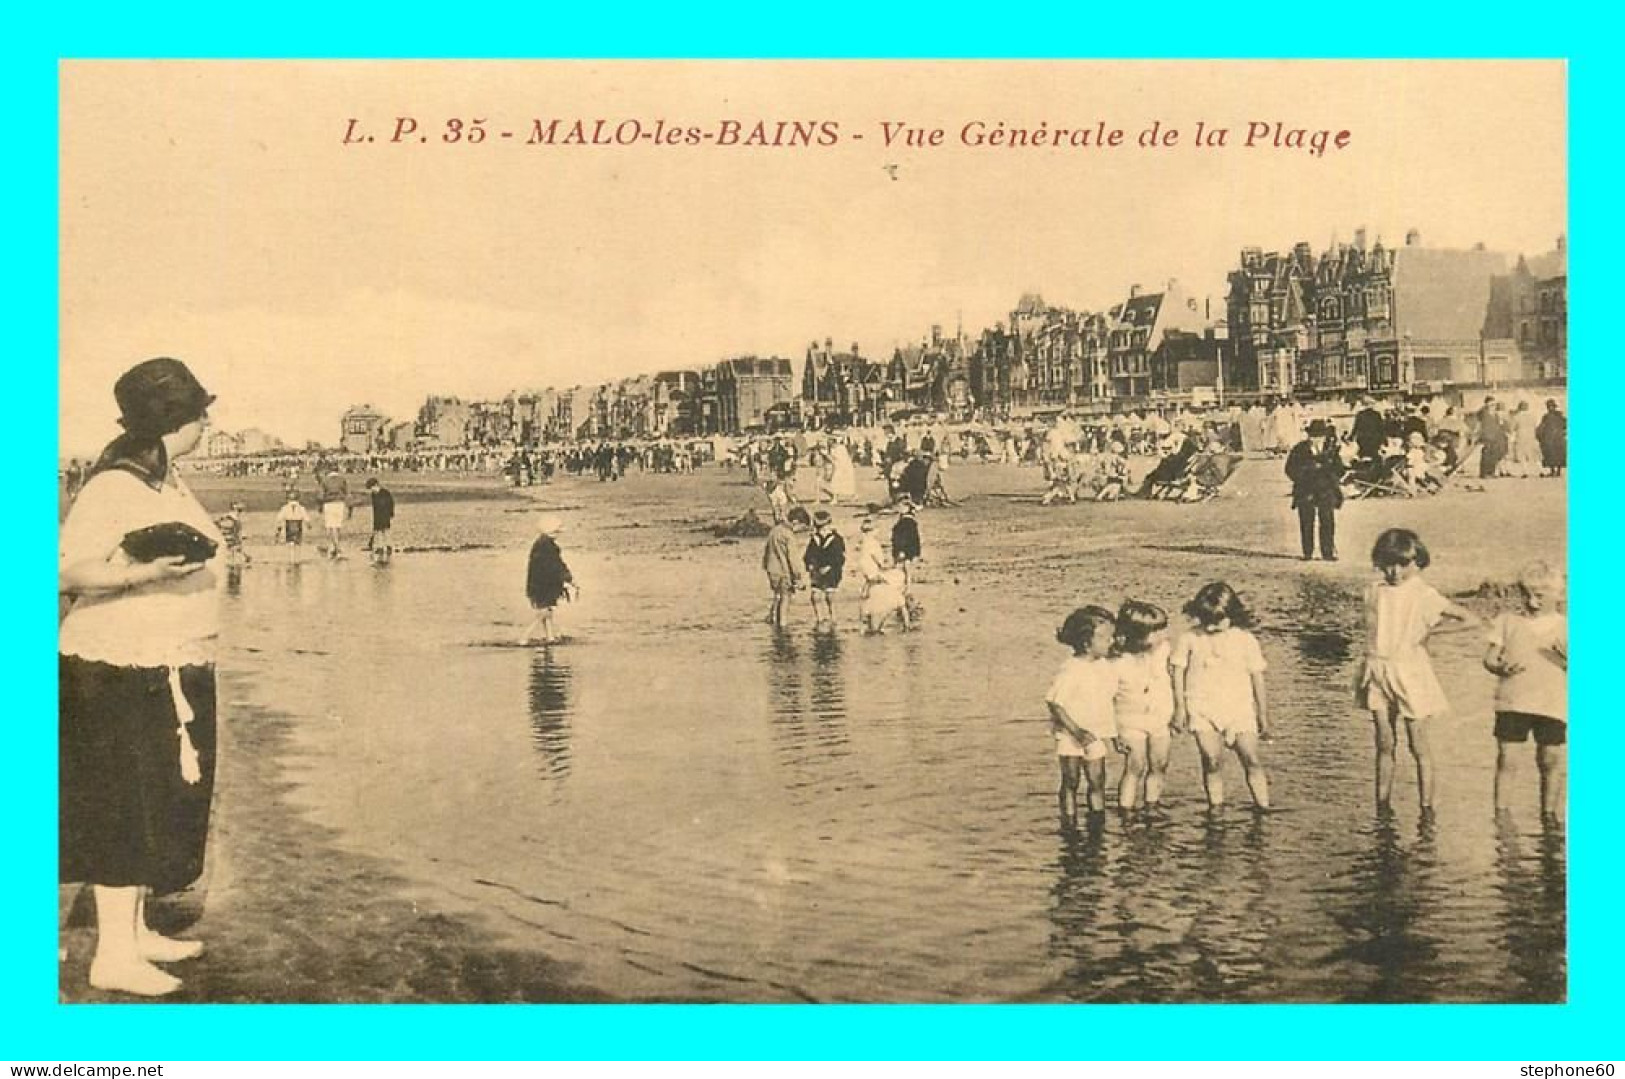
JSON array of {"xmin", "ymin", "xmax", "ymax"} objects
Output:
[{"xmin": 60, "ymin": 456, "xmax": 1567, "ymax": 1003}]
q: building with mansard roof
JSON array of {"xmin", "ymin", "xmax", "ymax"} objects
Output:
[
  {"xmin": 1386, "ymin": 232, "xmax": 1510, "ymax": 389},
  {"xmin": 890, "ymin": 324, "xmax": 972, "ymax": 416},
  {"xmin": 1229, "ymin": 228, "xmax": 1521, "ymax": 394},
  {"xmin": 1227, "ymin": 242, "xmax": 1315, "ymax": 393},
  {"xmin": 1106, "ymin": 282, "xmax": 1206, "ymax": 398},
  {"xmin": 803, "ymin": 338, "xmax": 891, "ymax": 427}
]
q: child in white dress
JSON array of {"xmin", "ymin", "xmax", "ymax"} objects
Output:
[
  {"xmin": 1359, "ymin": 528, "xmax": 1477, "ymax": 813},
  {"xmin": 1172, "ymin": 582, "xmax": 1272, "ymax": 809},
  {"xmin": 861, "ymin": 565, "xmax": 911, "ymax": 634}
]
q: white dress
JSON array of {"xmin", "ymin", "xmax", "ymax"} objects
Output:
[
  {"xmin": 828, "ymin": 442, "xmax": 857, "ymax": 501},
  {"xmin": 1356, "ymin": 575, "xmax": 1451, "ymax": 719}
]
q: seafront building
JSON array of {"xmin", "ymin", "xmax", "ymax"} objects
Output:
[{"xmin": 311, "ymin": 226, "xmax": 1567, "ymax": 452}]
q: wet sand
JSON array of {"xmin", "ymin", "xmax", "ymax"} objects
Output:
[
  {"xmin": 59, "ymin": 685, "xmax": 608, "ymax": 1003},
  {"xmin": 60, "ymin": 473, "xmax": 605, "ymax": 1003}
]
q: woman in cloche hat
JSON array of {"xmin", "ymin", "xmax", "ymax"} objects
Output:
[{"xmin": 58, "ymin": 358, "xmax": 225, "ymax": 996}]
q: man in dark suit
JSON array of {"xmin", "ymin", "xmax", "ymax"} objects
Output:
[{"xmin": 1285, "ymin": 419, "xmax": 1345, "ymax": 560}]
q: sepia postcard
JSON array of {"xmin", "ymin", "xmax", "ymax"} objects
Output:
[{"xmin": 56, "ymin": 59, "xmax": 1567, "ymax": 1008}]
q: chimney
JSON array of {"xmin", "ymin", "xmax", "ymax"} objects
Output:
[
  {"xmin": 1556, "ymin": 234, "xmax": 1567, "ymax": 254},
  {"xmin": 1405, "ymin": 228, "xmax": 1421, "ymax": 247},
  {"xmin": 1166, "ymin": 277, "xmax": 1178, "ymax": 293},
  {"xmin": 1355, "ymin": 227, "xmax": 1367, "ymax": 251},
  {"xmin": 1474, "ymin": 241, "xmax": 1486, "ymax": 251},
  {"xmin": 1129, "ymin": 284, "xmax": 1142, "ymax": 299}
]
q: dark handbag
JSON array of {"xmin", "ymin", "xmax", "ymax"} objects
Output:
[{"xmin": 120, "ymin": 521, "xmax": 218, "ymax": 564}]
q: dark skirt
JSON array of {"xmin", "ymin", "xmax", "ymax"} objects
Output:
[{"xmin": 59, "ymin": 656, "xmax": 217, "ymax": 893}]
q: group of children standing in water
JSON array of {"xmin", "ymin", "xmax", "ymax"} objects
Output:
[{"xmin": 1048, "ymin": 527, "xmax": 1568, "ymax": 824}]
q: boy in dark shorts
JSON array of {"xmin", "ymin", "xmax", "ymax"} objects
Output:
[{"xmin": 803, "ymin": 509, "xmax": 845, "ymax": 630}]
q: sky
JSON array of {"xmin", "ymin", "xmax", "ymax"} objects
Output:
[{"xmin": 59, "ymin": 60, "xmax": 1566, "ymax": 453}]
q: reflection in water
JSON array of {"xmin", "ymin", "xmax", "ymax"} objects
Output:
[
  {"xmin": 1046, "ymin": 814, "xmax": 1284, "ymax": 1003},
  {"xmin": 1293, "ymin": 577, "xmax": 1356, "ymax": 669},
  {"xmin": 1183, "ymin": 811, "xmax": 1275, "ymax": 1000},
  {"xmin": 1046, "ymin": 816, "xmax": 1111, "ymax": 996},
  {"xmin": 764, "ymin": 629, "xmax": 851, "ymax": 798},
  {"xmin": 808, "ymin": 631, "xmax": 846, "ymax": 721},
  {"xmin": 1324, "ymin": 817, "xmax": 1442, "ymax": 1001},
  {"xmin": 527, "ymin": 651, "xmax": 573, "ymax": 779},
  {"xmin": 764, "ymin": 630, "xmax": 803, "ymax": 719},
  {"xmin": 216, "ymin": 484, "xmax": 1566, "ymax": 1002},
  {"xmin": 1495, "ymin": 816, "xmax": 1566, "ymax": 1000}
]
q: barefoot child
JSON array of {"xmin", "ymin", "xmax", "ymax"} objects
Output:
[
  {"xmin": 1046, "ymin": 606, "xmax": 1122, "ymax": 819},
  {"xmin": 1112, "ymin": 600, "xmax": 1175, "ymax": 810},
  {"xmin": 861, "ymin": 565, "xmax": 911, "ymax": 634},
  {"xmin": 215, "ymin": 501, "xmax": 251, "ymax": 566},
  {"xmin": 890, "ymin": 498, "xmax": 922, "ymax": 587},
  {"xmin": 803, "ymin": 509, "xmax": 845, "ymax": 629},
  {"xmin": 273, "ymin": 495, "xmax": 309, "ymax": 563},
  {"xmin": 1172, "ymin": 582, "xmax": 1272, "ymax": 809},
  {"xmin": 1358, "ymin": 528, "xmax": 1477, "ymax": 813},
  {"xmin": 854, "ymin": 516, "xmax": 889, "ymax": 592},
  {"xmin": 365, "ymin": 478, "xmax": 395, "ymax": 565},
  {"xmin": 762, "ymin": 506, "xmax": 810, "ymax": 628},
  {"xmin": 1485, "ymin": 561, "xmax": 1567, "ymax": 824}
]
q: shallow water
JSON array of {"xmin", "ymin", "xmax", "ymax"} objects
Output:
[{"xmin": 215, "ymin": 464, "xmax": 1565, "ymax": 1002}]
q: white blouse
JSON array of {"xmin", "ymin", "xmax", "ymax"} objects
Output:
[{"xmin": 59, "ymin": 469, "xmax": 225, "ymax": 668}]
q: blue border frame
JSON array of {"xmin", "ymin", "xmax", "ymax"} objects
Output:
[{"xmin": 12, "ymin": 4, "xmax": 1609, "ymax": 1060}]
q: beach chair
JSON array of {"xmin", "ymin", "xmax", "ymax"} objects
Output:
[
  {"xmin": 1184, "ymin": 452, "xmax": 1244, "ymax": 502},
  {"xmin": 1139, "ymin": 448, "xmax": 1197, "ymax": 500}
]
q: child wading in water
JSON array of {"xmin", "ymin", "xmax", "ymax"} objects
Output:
[
  {"xmin": 1358, "ymin": 528, "xmax": 1476, "ymax": 814},
  {"xmin": 216, "ymin": 501, "xmax": 251, "ymax": 567},
  {"xmin": 1484, "ymin": 561, "xmax": 1567, "ymax": 825},
  {"xmin": 1112, "ymin": 600, "xmax": 1175, "ymax": 811},
  {"xmin": 273, "ymin": 495, "xmax": 309, "ymax": 563},
  {"xmin": 890, "ymin": 497, "xmax": 922, "ymax": 588},
  {"xmin": 762, "ymin": 505, "xmax": 810, "ymax": 628},
  {"xmin": 803, "ymin": 509, "xmax": 846, "ymax": 630},
  {"xmin": 1172, "ymin": 582, "xmax": 1272, "ymax": 810},
  {"xmin": 1046, "ymin": 606, "xmax": 1122, "ymax": 819},
  {"xmin": 520, "ymin": 516, "xmax": 579, "ymax": 645}
]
